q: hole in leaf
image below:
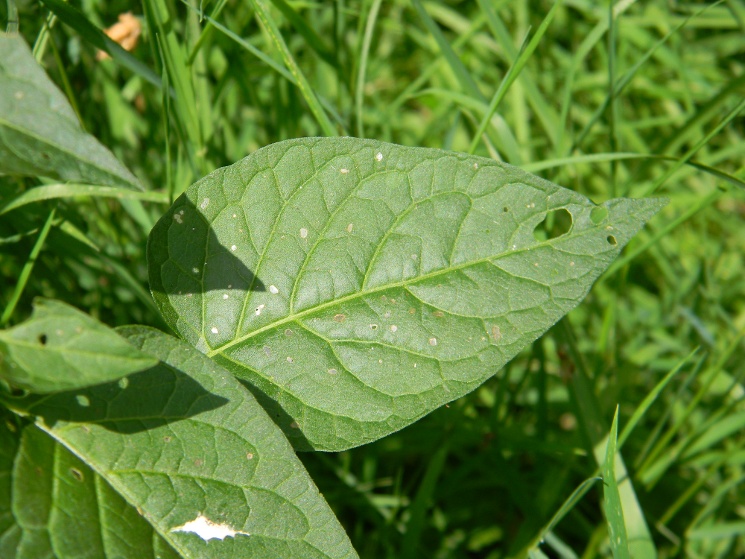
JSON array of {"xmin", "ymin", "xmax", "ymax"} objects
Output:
[
  {"xmin": 591, "ymin": 206, "xmax": 608, "ymax": 224},
  {"xmin": 38, "ymin": 334, "xmax": 47, "ymax": 345},
  {"xmin": 533, "ymin": 209, "xmax": 572, "ymax": 242},
  {"xmin": 607, "ymin": 235, "xmax": 618, "ymax": 246},
  {"xmin": 503, "ymin": 206, "xmax": 509, "ymax": 213},
  {"xmin": 70, "ymin": 468, "xmax": 84, "ymax": 482}
]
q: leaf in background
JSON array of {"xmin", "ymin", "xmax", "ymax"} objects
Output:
[
  {"xmin": 0, "ymin": 299, "xmax": 157, "ymax": 393},
  {"xmin": 0, "ymin": 34, "xmax": 141, "ymax": 190},
  {"xmin": 3, "ymin": 326, "xmax": 357, "ymax": 559},
  {"xmin": 148, "ymin": 137, "xmax": 665, "ymax": 451}
]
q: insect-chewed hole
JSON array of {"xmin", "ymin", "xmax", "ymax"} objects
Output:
[
  {"xmin": 607, "ymin": 235, "xmax": 618, "ymax": 246},
  {"xmin": 533, "ymin": 208, "xmax": 572, "ymax": 242},
  {"xmin": 38, "ymin": 334, "xmax": 48, "ymax": 345},
  {"xmin": 591, "ymin": 206, "xmax": 608, "ymax": 224}
]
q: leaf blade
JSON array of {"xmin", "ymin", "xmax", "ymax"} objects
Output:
[
  {"xmin": 8, "ymin": 327, "xmax": 357, "ymax": 558},
  {"xmin": 148, "ymin": 137, "xmax": 665, "ymax": 450},
  {"xmin": 0, "ymin": 299, "xmax": 157, "ymax": 393},
  {"xmin": 0, "ymin": 35, "xmax": 141, "ymax": 190}
]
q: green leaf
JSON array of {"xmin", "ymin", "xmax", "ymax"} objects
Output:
[
  {"xmin": 4, "ymin": 326, "xmax": 357, "ymax": 559},
  {"xmin": 0, "ymin": 299, "xmax": 157, "ymax": 393},
  {"xmin": 603, "ymin": 408, "xmax": 630, "ymax": 559},
  {"xmin": 148, "ymin": 137, "xmax": 665, "ymax": 451},
  {"xmin": 0, "ymin": 34, "xmax": 141, "ymax": 190}
]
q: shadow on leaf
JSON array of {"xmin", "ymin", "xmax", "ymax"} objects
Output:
[
  {"xmin": 148, "ymin": 196, "xmax": 265, "ymax": 293},
  {"xmin": 19, "ymin": 362, "xmax": 228, "ymax": 434}
]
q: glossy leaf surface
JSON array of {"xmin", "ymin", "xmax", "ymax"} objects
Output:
[
  {"xmin": 0, "ymin": 35, "xmax": 141, "ymax": 189},
  {"xmin": 148, "ymin": 137, "xmax": 664, "ymax": 450},
  {"xmin": 0, "ymin": 299, "xmax": 157, "ymax": 393}
]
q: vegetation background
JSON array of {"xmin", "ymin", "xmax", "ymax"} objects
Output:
[{"xmin": 1, "ymin": 0, "xmax": 744, "ymax": 557}]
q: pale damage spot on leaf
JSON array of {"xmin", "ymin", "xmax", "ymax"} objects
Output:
[
  {"xmin": 347, "ymin": 223, "xmax": 354, "ymax": 233},
  {"xmin": 340, "ymin": 168, "xmax": 349, "ymax": 174},
  {"xmin": 171, "ymin": 515, "xmax": 249, "ymax": 541},
  {"xmin": 200, "ymin": 198, "xmax": 210, "ymax": 210},
  {"xmin": 231, "ymin": 244, "xmax": 237, "ymax": 252},
  {"xmin": 269, "ymin": 285, "xmax": 279, "ymax": 294},
  {"xmin": 429, "ymin": 337, "xmax": 438, "ymax": 346},
  {"xmin": 255, "ymin": 304, "xmax": 265, "ymax": 316},
  {"xmin": 375, "ymin": 151, "xmax": 383, "ymax": 162},
  {"xmin": 211, "ymin": 327, "xmax": 219, "ymax": 334},
  {"xmin": 300, "ymin": 227, "xmax": 309, "ymax": 239}
]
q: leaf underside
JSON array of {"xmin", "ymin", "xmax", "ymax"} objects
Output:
[{"xmin": 148, "ymin": 137, "xmax": 664, "ymax": 451}]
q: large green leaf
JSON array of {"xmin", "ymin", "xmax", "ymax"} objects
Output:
[
  {"xmin": 2, "ymin": 326, "xmax": 356, "ymax": 559},
  {"xmin": 0, "ymin": 34, "xmax": 141, "ymax": 190},
  {"xmin": 148, "ymin": 137, "xmax": 664, "ymax": 451},
  {"xmin": 0, "ymin": 299, "xmax": 157, "ymax": 393}
]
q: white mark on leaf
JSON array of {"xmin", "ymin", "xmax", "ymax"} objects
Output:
[
  {"xmin": 300, "ymin": 228, "xmax": 308, "ymax": 239},
  {"xmin": 211, "ymin": 327, "xmax": 219, "ymax": 334},
  {"xmin": 172, "ymin": 515, "xmax": 249, "ymax": 541},
  {"xmin": 255, "ymin": 304, "xmax": 265, "ymax": 316},
  {"xmin": 340, "ymin": 168, "xmax": 349, "ymax": 174},
  {"xmin": 287, "ymin": 356, "xmax": 294, "ymax": 363},
  {"xmin": 375, "ymin": 151, "xmax": 383, "ymax": 162},
  {"xmin": 192, "ymin": 267, "xmax": 199, "ymax": 274},
  {"xmin": 569, "ymin": 261, "xmax": 575, "ymax": 267},
  {"xmin": 347, "ymin": 223, "xmax": 354, "ymax": 233},
  {"xmin": 328, "ymin": 368, "xmax": 338, "ymax": 375},
  {"xmin": 429, "ymin": 337, "xmax": 438, "ymax": 346},
  {"xmin": 473, "ymin": 162, "xmax": 479, "ymax": 169},
  {"xmin": 200, "ymin": 198, "xmax": 210, "ymax": 210},
  {"xmin": 390, "ymin": 325, "xmax": 398, "ymax": 332},
  {"xmin": 269, "ymin": 285, "xmax": 279, "ymax": 294},
  {"xmin": 231, "ymin": 245, "xmax": 237, "ymax": 252},
  {"xmin": 173, "ymin": 213, "xmax": 183, "ymax": 224},
  {"xmin": 223, "ymin": 294, "xmax": 229, "ymax": 299}
]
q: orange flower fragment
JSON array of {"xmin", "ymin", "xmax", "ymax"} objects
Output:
[{"xmin": 96, "ymin": 12, "xmax": 141, "ymax": 61}]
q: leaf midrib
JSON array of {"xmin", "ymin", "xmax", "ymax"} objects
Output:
[{"xmin": 206, "ymin": 234, "xmax": 601, "ymax": 358}]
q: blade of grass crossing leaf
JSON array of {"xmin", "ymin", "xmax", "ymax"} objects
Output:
[
  {"xmin": 468, "ymin": 0, "xmax": 563, "ymax": 155},
  {"xmin": 185, "ymin": 0, "xmax": 230, "ymax": 64},
  {"xmin": 1, "ymin": 209, "xmax": 55, "ymax": 326},
  {"xmin": 249, "ymin": 0, "xmax": 338, "ymax": 136},
  {"xmin": 617, "ymin": 348, "xmax": 700, "ymax": 449},
  {"xmin": 356, "ymin": 0, "xmax": 383, "ymax": 138},
  {"xmin": 401, "ymin": 443, "xmax": 449, "ymax": 559},
  {"xmin": 603, "ymin": 408, "xmax": 630, "ymax": 559}
]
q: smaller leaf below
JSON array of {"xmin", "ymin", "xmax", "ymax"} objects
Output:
[{"xmin": 0, "ymin": 298, "xmax": 157, "ymax": 393}]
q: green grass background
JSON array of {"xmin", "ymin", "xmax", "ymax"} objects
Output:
[{"xmin": 1, "ymin": 0, "xmax": 745, "ymax": 557}]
